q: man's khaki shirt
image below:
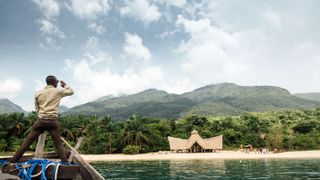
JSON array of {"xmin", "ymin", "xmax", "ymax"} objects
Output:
[{"xmin": 35, "ymin": 85, "xmax": 74, "ymax": 119}]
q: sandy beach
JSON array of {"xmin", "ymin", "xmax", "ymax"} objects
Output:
[
  {"xmin": 80, "ymin": 150, "xmax": 320, "ymax": 162},
  {"xmin": 1, "ymin": 150, "xmax": 319, "ymax": 162}
]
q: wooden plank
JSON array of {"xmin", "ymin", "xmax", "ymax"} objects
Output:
[
  {"xmin": 68, "ymin": 137, "xmax": 83, "ymax": 163},
  {"xmin": 72, "ymin": 153, "xmax": 105, "ymax": 180},
  {"xmin": 34, "ymin": 133, "xmax": 46, "ymax": 158},
  {"xmin": 61, "ymin": 137, "xmax": 105, "ymax": 180},
  {"xmin": 60, "ymin": 137, "xmax": 81, "ymax": 157},
  {"xmin": 0, "ymin": 173, "xmax": 21, "ymax": 180}
]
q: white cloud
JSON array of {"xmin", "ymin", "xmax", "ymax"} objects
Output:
[
  {"xmin": 163, "ymin": 0, "xmax": 187, "ymax": 8},
  {"xmin": 85, "ymin": 36, "xmax": 99, "ymax": 50},
  {"xmin": 62, "ymin": 35, "xmax": 193, "ymax": 106},
  {"xmin": 87, "ymin": 23, "xmax": 106, "ymax": 34},
  {"xmin": 123, "ymin": 33, "xmax": 152, "ymax": 63},
  {"xmin": 0, "ymin": 78, "xmax": 23, "ymax": 98},
  {"xmin": 32, "ymin": 0, "xmax": 60, "ymax": 19},
  {"xmin": 65, "ymin": 0, "xmax": 110, "ymax": 20},
  {"xmin": 173, "ymin": 3, "xmax": 320, "ymax": 93},
  {"xmin": 120, "ymin": 0, "xmax": 161, "ymax": 25},
  {"xmin": 158, "ymin": 29, "xmax": 178, "ymax": 38},
  {"xmin": 34, "ymin": 79, "xmax": 45, "ymax": 92},
  {"xmin": 39, "ymin": 37, "xmax": 60, "ymax": 49},
  {"xmin": 262, "ymin": 10, "xmax": 283, "ymax": 29},
  {"xmin": 65, "ymin": 0, "xmax": 109, "ymax": 35},
  {"xmin": 37, "ymin": 19, "xmax": 65, "ymax": 39},
  {"xmin": 84, "ymin": 51, "xmax": 112, "ymax": 65},
  {"xmin": 83, "ymin": 37, "xmax": 112, "ymax": 65},
  {"xmin": 33, "ymin": 0, "xmax": 65, "ymax": 48},
  {"xmin": 64, "ymin": 59, "xmax": 167, "ymax": 106},
  {"xmin": 175, "ymin": 15, "xmax": 247, "ymax": 86}
]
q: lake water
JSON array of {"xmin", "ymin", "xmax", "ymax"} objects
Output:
[{"xmin": 92, "ymin": 159, "xmax": 320, "ymax": 179}]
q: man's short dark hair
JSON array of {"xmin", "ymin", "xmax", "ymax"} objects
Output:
[{"xmin": 46, "ymin": 75, "xmax": 58, "ymax": 85}]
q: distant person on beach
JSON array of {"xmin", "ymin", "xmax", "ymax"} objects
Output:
[{"xmin": 10, "ymin": 75, "xmax": 74, "ymax": 162}]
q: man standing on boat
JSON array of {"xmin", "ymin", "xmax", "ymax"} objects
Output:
[{"xmin": 10, "ymin": 75, "xmax": 74, "ymax": 162}]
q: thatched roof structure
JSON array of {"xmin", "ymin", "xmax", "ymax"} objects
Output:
[{"xmin": 168, "ymin": 130, "xmax": 223, "ymax": 152}]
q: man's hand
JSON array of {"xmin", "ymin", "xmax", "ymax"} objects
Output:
[{"xmin": 60, "ymin": 80, "xmax": 67, "ymax": 88}]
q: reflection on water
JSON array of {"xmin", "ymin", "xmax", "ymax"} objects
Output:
[
  {"xmin": 92, "ymin": 159, "xmax": 320, "ymax": 179},
  {"xmin": 169, "ymin": 160, "xmax": 226, "ymax": 179}
]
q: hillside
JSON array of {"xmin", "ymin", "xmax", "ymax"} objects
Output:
[
  {"xmin": 0, "ymin": 98, "xmax": 25, "ymax": 113},
  {"xmin": 67, "ymin": 89, "xmax": 195, "ymax": 119},
  {"xmin": 181, "ymin": 83, "xmax": 320, "ymax": 115},
  {"xmin": 294, "ymin": 93, "xmax": 320, "ymax": 102},
  {"xmin": 59, "ymin": 105, "xmax": 70, "ymax": 113},
  {"xmin": 66, "ymin": 83, "xmax": 320, "ymax": 120}
]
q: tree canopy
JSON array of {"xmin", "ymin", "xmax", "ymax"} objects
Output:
[{"xmin": 0, "ymin": 108, "xmax": 320, "ymax": 154}]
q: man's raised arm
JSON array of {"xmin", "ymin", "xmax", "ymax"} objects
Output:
[{"xmin": 59, "ymin": 80, "xmax": 74, "ymax": 97}]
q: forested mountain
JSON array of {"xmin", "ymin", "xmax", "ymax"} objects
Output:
[
  {"xmin": 95, "ymin": 95, "xmax": 117, "ymax": 102},
  {"xmin": 294, "ymin": 93, "xmax": 320, "ymax": 102},
  {"xmin": 0, "ymin": 98, "xmax": 25, "ymax": 113},
  {"xmin": 182, "ymin": 83, "xmax": 320, "ymax": 116},
  {"xmin": 66, "ymin": 83, "xmax": 320, "ymax": 120},
  {"xmin": 59, "ymin": 105, "xmax": 70, "ymax": 113}
]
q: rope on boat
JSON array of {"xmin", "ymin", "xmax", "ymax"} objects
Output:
[
  {"xmin": 12, "ymin": 159, "xmax": 64, "ymax": 180},
  {"xmin": 0, "ymin": 160, "xmax": 7, "ymax": 164},
  {"xmin": 0, "ymin": 160, "xmax": 9, "ymax": 173}
]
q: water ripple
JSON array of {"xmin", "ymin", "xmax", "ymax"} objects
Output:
[{"xmin": 92, "ymin": 159, "xmax": 320, "ymax": 179}]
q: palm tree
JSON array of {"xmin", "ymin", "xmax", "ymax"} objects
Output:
[
  {"xmin": 122, "ymin": 114, "xmax": 150, "ymax": 147},
  {"xmin": 100, "ymin": 115, "xmax": 115, "ymax": 153},
  {"xmin": 106, "ymin": 132, "xmax": 114, "ymax": 154},
  {"xmin": 60, "ymin": 116, "xmax": 75, "ymax": 141},
  {"xmin": 24, "ymin": 112, "xmax": 38, "ymax": 136},
  {"xmin": 7, "ymin": 113, "xmax": 26, "ymax": 137}
]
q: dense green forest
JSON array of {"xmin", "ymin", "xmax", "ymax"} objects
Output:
[{"xmin": 1, "ymin": 108, "xmax": 320, "ymax": 154}]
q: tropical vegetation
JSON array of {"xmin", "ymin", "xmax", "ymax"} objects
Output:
[{"xmin": 0, "ymin": 108, "xmax": 320, "ymax": 154}]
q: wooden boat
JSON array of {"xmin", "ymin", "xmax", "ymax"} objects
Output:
[{"xmin": 0, "ymin": 136, "xmax": 105, "ymax": 180}]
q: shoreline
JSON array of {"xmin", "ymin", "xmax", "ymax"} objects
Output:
[
  {"xmin": 80, "ymin": 150, "xmax": 320, "ymax": 162},
  {"xmin": 1, "ymin": 150, "xmax": 319, "ymax": 162}
]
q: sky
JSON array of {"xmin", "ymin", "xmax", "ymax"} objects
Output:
[{"xmin": 1, "ymin": 0, "xmax": 320, "ymax": 111}]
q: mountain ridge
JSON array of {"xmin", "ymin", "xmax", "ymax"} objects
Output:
[
  {"xmin": 66, "ymin": 83, "xmax": 320, "ymax": 120},
  {"xmin": 1, "ymin": 83, "xmax": 319, "ymax": 118},
  {"xmin": 294, "ymin": 93, "xmax": 320, "ymax": 102},
  {"xmin": 0, "ymin": 98, "xmax": 25, "ymax": 113}
]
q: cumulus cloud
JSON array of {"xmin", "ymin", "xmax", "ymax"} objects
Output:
[
  {"xmin": 32, "ymin": 0, "xmax": 60, "ymax": 19},
  {"xmin": 62, "ymin": 35, "xmax": 194, "ymax": 106},
  {"xmin": 85, "ymin": 36, "xmax": 99, "ymax": 50},
  {"xmin": 123, "ymin": 33, "xmax": 152, "ymax": 63},
  {"xmin": 65, "ymin": 0, "xmax": 110, "ymax": 20},
  {"xmin": 32, "ymin": 0, "xmax": 65, "ymax": 49},
  {"xmin": 34, "ymin": 79, "xmax": 45, "ymax": 92},
  {"xmin": 0, "ymin": 78, "xmax": 23, "ymax": 98},
  {"xmin": 262, "ymin": 10, "xmax": 283, "ymax": 29},
  {"xmin": 83, "ymin": 37, "xmax": 113, "ymax": 65},
  {"xmin": 120, "ymin": 0, "xmax": 161, "ymax": 25},
  {"xmin": 172, "ymin": 1, "xmax": 320, "ymax": 94},
  {"xmin": 63, "ymin": 59, "xmax": 169, "ymax": 107},
  {"xmin": 84, "ymin": 51, "xmax": 112, "ymax": 65},
  {"xmin": 65, "ymin": 0, "xmax": 110, "ymax": 34},
  {"xmin": 39, "ymin": 37, "xmax": 60, "ymax": 49},
  {"xmin": 87, "ymin": 23, "xmax": 106, "ymax": 34},
  {"xmin": 37, "ymin": 19, "xmax": 65, "ymax": 38},
  {"xmin": 175, "ymin": 15, "xmax": 247, "ymax": 86},
  {"xmin": 162, "ymin": 0, "xmax": 187, "ymax": 8}
]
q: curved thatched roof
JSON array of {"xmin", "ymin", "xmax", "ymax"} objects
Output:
[
  {"xmin": 168, "ymin": 136, "xmax": 188, "ymax": 150},
  {"xmin": 168, "ymin": 130, "xmax": 223, "ymax": 151}
]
